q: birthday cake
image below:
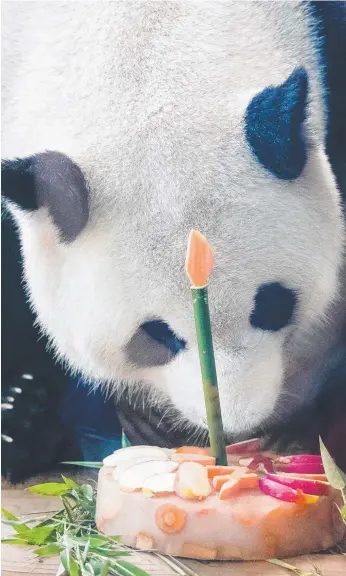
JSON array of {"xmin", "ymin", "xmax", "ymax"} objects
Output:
[{"xmin": 95, "ymin": 441, "xmax": 345, "ymax": 560}]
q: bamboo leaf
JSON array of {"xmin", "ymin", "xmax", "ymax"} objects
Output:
[
  {"xmin": 1, "ymin": 538, "xmax": 30, "ymax": 546},
  {"xmin": 74, "ymin": 536, "xmax": 109, "ymax": 547},
  {"xmin": 25, "ymin": 524, "xmax": 56, "ymax": 545},
  {"xmin": 101, "ymin": 560, "xmax": 111, "ymax": 576},
  {"xmin": 115, "ymin": 561, "xmax": 150, "ymax": 576},
  {"xmin": 319, "ymin": 437, "xmax": 345, "ymax": 490},
  {"xmin": 90, "ymin": 548, "xmax": 130, "ymax": 558},
  {"xmin": 1, "ymin": 508, "xmax": 20, "ymax": 522},
  {"xmin": 62, "ymin": 476, "xmax": 79, "ymax": 490},
  {"xmin": 81, "ymin": 484, "xmax": 94, "ymax": 501},
  {"xmin": 34, "ymin": 543, "xmax": 62, "ymax": 556},
  {"xmin": 61, "ymin": 549, "xmax": 80, "ymax": 576},
  {"xmin": 28, "ymin": 482, "xmax": 70, "ymax": 496}
]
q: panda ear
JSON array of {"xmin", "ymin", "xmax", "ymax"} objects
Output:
[
  {"xmin": 245, "ymin": 67, "xmax": 309, "ymax": 180},
  {"xmin": 1, "ymin": 151, "xmax": 89, "ymax": 241}
]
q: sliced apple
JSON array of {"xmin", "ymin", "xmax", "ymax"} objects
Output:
[
  {"xmin": 113, "ymin": 455, "xmax": 170, "ymax": 481},
  {"xmin": 119, "ymin": 460, "xmax": 178, "ymax": 492},
  {"xmin": 175, "ymin": 462, "xmax": 211, "ymax": 500},
  {"xmin": 103, "ymin": 445, "xmax": 167, "ymax": 467},
  {"xmin": 141, "ymin": 472, "xmax": 176, "ymax": 496}
]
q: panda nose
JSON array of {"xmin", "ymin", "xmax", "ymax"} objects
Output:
[{"xmin": 125, "ymin": 319, "xmax": 187, "ymax": 368}]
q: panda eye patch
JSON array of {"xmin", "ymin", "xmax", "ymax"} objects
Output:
[{"xmin": 250, "ymin": 282, "xmax": 297, "ymax": 332}]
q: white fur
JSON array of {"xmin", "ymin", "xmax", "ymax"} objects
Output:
[{"xmin": 2, "ymin": 1, "xmax": 345, "ymax": 434}]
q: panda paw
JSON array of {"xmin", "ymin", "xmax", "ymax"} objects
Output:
[{"xmin": 1, "ymin": 372, "xmax": 79, "ymax": 483}]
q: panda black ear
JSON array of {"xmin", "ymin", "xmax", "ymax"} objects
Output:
[
  {"xmin": 245, "ymin": 67, "xmax": 309, "ymax": 180},
  {"xmin": 1, "ymin": 151, "xmax": 89, "ymax": 241}
]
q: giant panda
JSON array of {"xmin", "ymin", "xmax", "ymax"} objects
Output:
[{"xmin": 2, "ymin": 1, "xmax": 346, "ymax": 480}]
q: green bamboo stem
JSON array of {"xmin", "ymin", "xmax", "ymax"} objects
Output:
[{"xmin": 192, "ymin": 286, "xmax": 227, "ymax": 465}]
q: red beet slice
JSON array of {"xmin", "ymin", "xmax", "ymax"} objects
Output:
[
  {"xmin": 259, "ymin": 478, "xmax": 319, "ymax": 504},
  {"xmin": 275, "ymin": 461, "xmax": 324, "ymax": 474},
  {"xmin": 247, "ymin": 454, "xmax": 274, "ymax": 473},
  {"xmin": 266, "ymin": 473, "xmax": 329, "ymax": 496}
]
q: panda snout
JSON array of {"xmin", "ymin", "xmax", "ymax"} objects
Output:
[{"xmin": 125, "ymin": 319, "xmax": 187, "ymax": 368}]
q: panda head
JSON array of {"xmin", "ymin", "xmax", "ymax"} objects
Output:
[{"xmin": 2, "ymin": 68, "xmax": 344, "ymax": 434}]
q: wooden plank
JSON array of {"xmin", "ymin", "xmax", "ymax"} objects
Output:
[{"xmin": 2, "ymin": 482, "xmax": 346, "ymax": 576}]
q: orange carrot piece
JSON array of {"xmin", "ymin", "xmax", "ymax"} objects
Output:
[
  {"xmin": 213, "ymin": 475, "xmax": 233, "ymax": 491},
  {"xmin": 155, "ymin": 504, "xmax": 187, "ymax": 534},
  {"xmin": 185, "ymin": 230, "xmax": 214, "ymax": 287},
  {"xmin": 219, "ymin": 474, "xmax": 259, "ymax": 500},
  {"xmin": 206, "ymin": 465, "xmax": 241, "ymax": 479},
  {"xmin": 172, "ymin": 452, "xmax": 216, "ymax": 466},
  {"xmin": 176, "ymin": 446, "xmax": 211, "ymax": 456}
]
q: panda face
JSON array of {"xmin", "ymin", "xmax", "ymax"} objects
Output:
[{"xmin": 2, "ymin": 1, "xmax": 345, "ymax": 435}]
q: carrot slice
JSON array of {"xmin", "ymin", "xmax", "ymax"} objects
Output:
[
  {"xmin": 206, "ymin": 465, "xmax": 242, "ymax": 479},
  {"xmin": 155, "ymin": 504, "xmax": 187, "ymax": 534},
  {"xmin": 171, "ymin": 452, "xmax": 216, "ymax": 466},
  {"xmin": 185, "ymin": 229, "xmax": 214, "ymax": 287},
  {"xmin": 213, "ymin": 475, "xmax": 233, "ymax": 491},
  {"xmin": 176, "ymin": 446, "xmax": 210, "ymax": 456},
  {"xmin": 219, "ymin": 474, "xmax": 259, "ymax": 500}
]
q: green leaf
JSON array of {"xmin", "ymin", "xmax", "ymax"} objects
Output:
[
  {"xmin": 1, "ymin": 508, "xmax": 20, "ymax": 522},
  {"xmin": 90, "ymin": 548, "xmax": 130, "ymax": 558},
  {"xmin": 121, "ymin": 431, "xmax": 131, "ymax": 449},
  {"xmin": 61, "ymin": 549, "xmax": 80, "ymax": 576},
  {"xmin": 1, "ymin": 538, "xmax": 30, "ymax": 546},
  {"xmin": 74, "ymin": 536, "xmax": 109, "ymax": 547},
  {"xmin": 100, "ymin": 560, "xmax": 111, "ymax": 576},
  {"xmin": 62, "ymin": 461, "xmax": 103, "ymax": 469},
  {"xmin": 319, "ymin": 437, "xmax": 346, "ymax": 490},
  {"xmin": 28, "ymin": 482, "xmax": 70, "ymax": 496},
  {"xmin": 115, "ymin": 561, "xmax": 150, "ymax": 576},
  {"xmin": 25, "ymin": 524, "xmax": 56, "ymax": 546},
  {"xmin": 62, "ymin": 475, "xmax": 79, "ymax": 490},
  {"xmin": 81, "ymin": 484, "xmax": 94, "ymax": 502},
  {"xmin": 1, "ymin": 508, "xmax": 30, "ymax": 535},
  {"xmin": 34, "ymin": 543, "xmax": 62, "ymax": 556}
]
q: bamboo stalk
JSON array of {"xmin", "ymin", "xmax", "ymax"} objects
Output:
[{"xmin": 186, "ymin": 230, "xmax": 227, "ymax": 466}]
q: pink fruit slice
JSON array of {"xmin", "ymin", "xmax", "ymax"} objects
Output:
[
  {"xmin": 259, "ymin": 477, "xmax": 319, "ymax": 504},
  {"xmin": 175, "ymin": 461, "xmax": 211, "ymax": 500},
  {"xmin": 265, "ymin": 473, "xmax": 329, "ymax": 496}
]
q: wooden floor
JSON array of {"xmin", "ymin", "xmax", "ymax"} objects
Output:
[{"xmin": 2, "ymin": 476, "xmax": 345, "ymax": 576}]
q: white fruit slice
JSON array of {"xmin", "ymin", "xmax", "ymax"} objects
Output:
[
  {"xmin": 113, "ymin": 454, "xmax": 169, "ymax": 481},
  {"xmin": 103, "ymin": 446, "xmax": 167, "ymax": 467},
  {"xmin": 175, "ymin": 461, "xmax": 211, "ymax": 500},
  {"xmin": 119, "ymin": 460, "xmax": 178, "ymax": 492},
  {"xmin": 141, "ymin": 472, "xmax": 176, "ymax": 495}
]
